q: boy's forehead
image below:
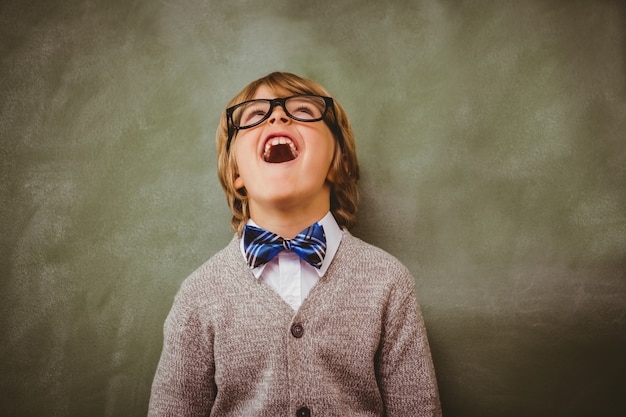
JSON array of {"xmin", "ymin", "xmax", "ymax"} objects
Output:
[
  {"xmin": 251, "ymin": 84, "xmax": 290, "ymax": 100},
  {"xmin": 252, "ymin": 84, "xmax": 285, "ymax": 99}
]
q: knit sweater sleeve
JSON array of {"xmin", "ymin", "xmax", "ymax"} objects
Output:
[
  {"xmin": 148, "ymin": 275, "xmax": 215, "ymax": 417},
  {"xmin": 376, "ymin": 266, "xmax": 442, "ymax": 417}
]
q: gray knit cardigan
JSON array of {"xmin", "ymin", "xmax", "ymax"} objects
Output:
[{"xmin": 148, "ymin": 232, "xmax": 442, "ymax": 416}]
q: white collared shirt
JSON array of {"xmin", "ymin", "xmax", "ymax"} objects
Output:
[{"xmin": 240, "ymin": 212, "xmax": 343, "ymax": 311}]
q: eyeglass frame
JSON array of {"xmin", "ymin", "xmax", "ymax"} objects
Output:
[{"xmin": 225, "ymin": 95, "xmax": 340, "ymax": 152}]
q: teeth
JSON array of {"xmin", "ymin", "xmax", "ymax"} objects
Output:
[{"xmin": 263, "ymin": 137, "xmax": 298, "ymax": 161}]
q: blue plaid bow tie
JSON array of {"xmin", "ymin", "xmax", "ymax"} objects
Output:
[{"xmin": 243, "ymin": 223, "xmax": 327, "ymax": 269}]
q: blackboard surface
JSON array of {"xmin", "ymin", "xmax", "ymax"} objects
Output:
[{"xmin": 1, "ymin": 1, "xmax": 625, "ymax": 416}]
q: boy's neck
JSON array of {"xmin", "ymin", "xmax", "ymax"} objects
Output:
[{"xmin": 249, "ymin": 208, "xmax": 328, "ymax": 239}]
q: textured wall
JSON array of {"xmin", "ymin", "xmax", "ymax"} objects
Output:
[{"xmin": 1, "ymin": 0, "xmax": 625, "ymax": 416}]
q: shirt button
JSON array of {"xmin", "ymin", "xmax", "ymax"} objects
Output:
[
  {"xmin": 291, "ymin": 323, "xmax": 304, "ymax": 338},
  {"xmin": 296, "ymin": 406, "xmax": 311, "ymax": 417}
]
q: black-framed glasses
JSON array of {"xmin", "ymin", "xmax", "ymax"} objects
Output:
[{"xmin": 226, "ymin": 95, "xmax": 335, "ymax": 152}]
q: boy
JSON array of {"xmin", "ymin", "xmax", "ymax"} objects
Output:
[{"xmin": 148, "ymin": 72, "xmax": 442, "ymax": 416}]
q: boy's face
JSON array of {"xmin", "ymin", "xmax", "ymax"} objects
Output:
[{"xmin": 232, "ymin": 85, "xmax": 336, "ymax": 221}]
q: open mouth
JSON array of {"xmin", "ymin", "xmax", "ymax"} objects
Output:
[{"xmin": 263, "ymin": 137, "xmax": 299, "ymax": 163}]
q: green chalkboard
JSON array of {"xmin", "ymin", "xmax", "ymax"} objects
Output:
[{"xmin": 1, "ymin": 0, "xmax": 624, "ymax": 416}]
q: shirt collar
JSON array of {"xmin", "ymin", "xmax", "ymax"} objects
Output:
[{"xmin": 240, "ymin": 212, "xmax": 343, "ymax": 278}]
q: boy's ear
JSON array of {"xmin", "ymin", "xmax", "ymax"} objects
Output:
[
  {"xmin": 234, "ymin": 175, "xmax": 244, "ymax": 189},
  {"xmin": 326, "ymin": 169, "xmax": 336, "ymax": 183},
  {"xmin": 326, "ymin": 153, "xmax": 348, "ymax": 183}
]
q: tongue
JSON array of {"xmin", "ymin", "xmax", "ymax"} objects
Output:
[{"xmin": 265, "ymin": 143, "xmax": 297, "ymax": 163}]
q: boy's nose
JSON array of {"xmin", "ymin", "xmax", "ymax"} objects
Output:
[{"xmin": 268, "ymin": 105, "xmax": 290, "ymax": 124}]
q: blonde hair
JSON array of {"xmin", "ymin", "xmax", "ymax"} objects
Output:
[{"xmin": 216, "ymin": 72, "xmax": 360, "ymax": 235}]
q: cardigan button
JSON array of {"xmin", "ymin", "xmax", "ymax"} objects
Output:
[
  {"xmin": 296, "ymin": 406, "xmax": 311, "ymax": 417},
  {"xmin": 291, "ymin": 323, "xmax": 304, "ymax": 338}
]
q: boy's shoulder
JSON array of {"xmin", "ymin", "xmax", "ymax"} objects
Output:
[
  {"xmin": 340, "ymin": 231, "xmax": 404, "ymax": 261},
  {"xmin": 338, "ymin": 232, "xmax": 415, "ymax": 279},
  {"xmin": 177, "ymin": 235, "xmax": 245, "ymax": 293},
  {"xmin": 329, "ymin": 232, "xmax": 420, "ymax": 300}
]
